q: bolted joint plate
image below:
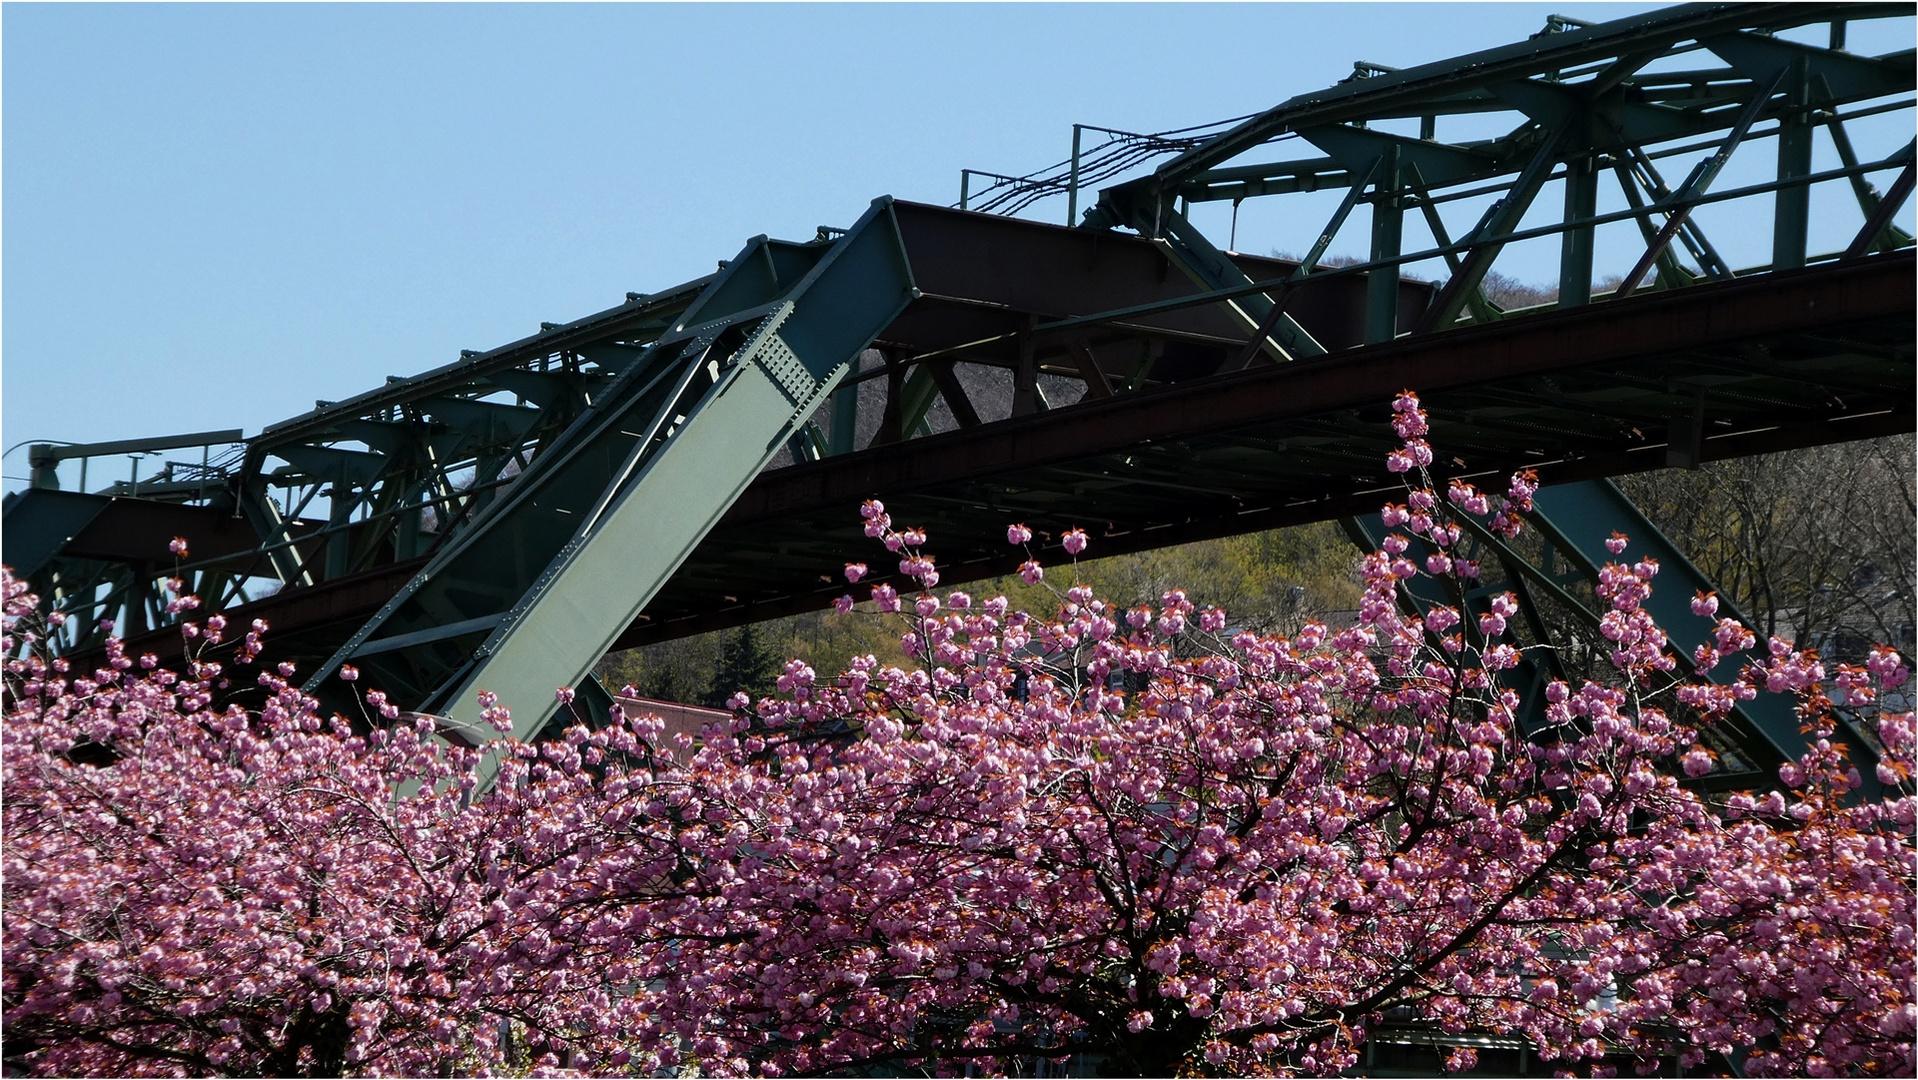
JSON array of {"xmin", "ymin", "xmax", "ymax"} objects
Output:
[{"xmin": 755, "ymin": 331, "xmax": 819, "ymax": 408}]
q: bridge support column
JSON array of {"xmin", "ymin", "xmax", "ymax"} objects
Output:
[
  {"xmin": 1365, "ymin": 146, "xmax": 1403, "ymax": 344},
  {"xmin": 829, "ymin": 366, "xmax": 861, "ymax": 455},
  {"xmin": 307, "ymin": 199, "xmax": 920, "ymax": 748},
  {"xmin": 1345, "ymin": 477, "xmax": 1889, "ymax": 801},
  {"xmin": 1559, "ymin": 155, "xmax": 1597, "ymax": 307},
  {"xmin": 1774, "ymin": 56, "xmax": 1814, "ymax": 270}
]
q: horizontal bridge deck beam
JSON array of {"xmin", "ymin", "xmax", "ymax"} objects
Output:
[{"xmin": 622, "ymin": 250, "xmax": 1913, "ymax": 646}]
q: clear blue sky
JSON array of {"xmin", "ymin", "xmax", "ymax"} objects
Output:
[{"xmin": 4, "ymin": 3, "xmax": 1909, "ymax": 474}]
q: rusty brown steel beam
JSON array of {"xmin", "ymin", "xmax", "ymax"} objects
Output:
[
  {"xmin": 614, "ymin": 401, "xmax": 1915, "ymax": 651},
  {"xmin": 67, "ymin": 251, "xmax": 1912, "ymax": 665},
  {"xmin": 87, "ymin": 559, "xmax": 427, "ymax": 672},
  {"xmin": 721, "ymin": 253, "xmax": 1913, "ymax": 526},
  {"xmin": 611, "ymin": 252, "xmax": 1911, "ymax": 648}
]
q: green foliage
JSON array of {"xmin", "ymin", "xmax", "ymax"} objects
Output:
[
  {"xmin": 597, "ymin": 519, "xmax": 1362, "ymax": 703},
  {"xmin": 983, "ymin": 519, "xmax": 1362, "ymax": 637},
  {"xmin": 705, "ymin": 624, "xmax": 783, "ymax": 707}
]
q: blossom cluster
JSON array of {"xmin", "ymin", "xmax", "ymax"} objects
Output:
[{"xmin": 2, "ymin": 393, "xmax": 1910, "ymax": 1078}]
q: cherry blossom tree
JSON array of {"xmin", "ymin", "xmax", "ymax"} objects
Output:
[
  {"xmin": 5, "ymin": 393, "xmax": 1912, "ymax": 1077},
  {"xmin": 0, "ymin": 589, "xmax": 639, "ymax": 1075}
]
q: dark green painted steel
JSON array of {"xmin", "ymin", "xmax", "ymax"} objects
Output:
[
  {"xmin": 2, "ymin": 491, "xmax": 113, "ymax": 580},
  {"xmin": 1080, "ymin": 2, "xmax": 1911, "ymax": 336},
  {"xmin": 1346, "ymin": 479, "xmax": 1892, "ymax": 792},
  {"xmin": 9, "ymin": 3, "xmax": 1908, "ymax": 780},
  {"xmin": 303, "ymin": 199, "xmax": 919, "ymax": 740},
  {"xmin": 1150, "ymin": 211, "xmax": 1326, "ymax": 363},
  {"xmin": 1527, "ymin": 480, "xmax": 1890, "ymax": 797}
]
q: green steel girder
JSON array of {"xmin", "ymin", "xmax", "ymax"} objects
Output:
[
  {"xmin": 1097, "ymin": 3, "xmax": 1908, "ymax": 201},
  {"xmin": 487, "ymin": 368, "xmax": 601, "ymax": 410},
  {"xmin": 1085, "ymin": 2, "xmax": 1912, "ymax": 347},
  {"xmin": 1488, "ymin": 79, "xmax": 1698, "ymax": 149},
  {"xmin": 270, "ymin": 444, "xmax": 391, "ymax": 486},
  {"xmin": 1300, "ymin": 126, "xmax": 1500, "ymax": 190},
  {"xmin": 11, "ymin": 256, "xmax": 729, "ymax": 658},
  {"xmin": 1343, "ymin": 476, "xmax": 1889, "ymax": 793},
  {"xmin": 9, "ymin": 5, "xmax": 1908, "ymax": 801},
  {"xmin": 0, "ymin": 490, "xmax": 115, "ymax": 581},
  {"xmin": 302, "ymin": 198, "xmax": 920, "ymax": 743},
  {"xmin": 1705, "ymin": 30, "xmax": 1913, "ymax": 101},
  {"xmin": 413, "ymin": 395, "xmax": 544, "ymax": 439},
  {"xmin": 1526, "ymin": 480, "xmax": 1890, "ymax": 797}
]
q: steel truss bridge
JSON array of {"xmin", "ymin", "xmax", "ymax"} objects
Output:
[{"xmin": 7, "ymin": 2, "xmax": 1913, "ymax": 796}]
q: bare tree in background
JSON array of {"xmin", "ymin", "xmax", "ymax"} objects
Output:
[{"xmin": 1619, "ymin": 434, "xmax": 1915, "ymax": 660}]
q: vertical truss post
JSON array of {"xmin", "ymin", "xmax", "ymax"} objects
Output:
[
  {"xmin": 1012, "ymin": 317, "xmax": 1041, "ymax": 417},
  {"xmin": 829, "ymin": 371, "xmax": 861, "ymax": 455},
  {"xmin": 394, "ymin": 485, "xmax": 423, "ymax": 560},
  {"xmin": 1068, "ymin": 124, "xmax": 1084, "ymax": 227},
  {"xmin": 875, "ymin": 352, "xmax": 906, "ymax": 445},
  {"xmin": 1559, "ymin": 153, "xmax": 1598, "ymax": 307},
  {"xmin": 1365, "ymin": 145, "xmax": 1403, "ymax": 344},
  {"xmin": 1773, "ymin": 56, "xmax": 1814, "ymax": 270},
  {"xmin": 323, "ymin": 476, "xmax": 356, "ymax": 581}
]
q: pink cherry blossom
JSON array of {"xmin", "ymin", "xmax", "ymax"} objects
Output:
[{"xmin": 1, "ymin": 394, "xmax": 1908, "ymax": 1079}]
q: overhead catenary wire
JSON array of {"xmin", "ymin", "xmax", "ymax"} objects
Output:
[{"xmin": 957, "ymin": 114, "xmax": 1286, "ymax": 218}]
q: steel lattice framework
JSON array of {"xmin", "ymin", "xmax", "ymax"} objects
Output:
[{"xmin": 7, "ymin": 2, "xmax": 1912, "ymax": 791}]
